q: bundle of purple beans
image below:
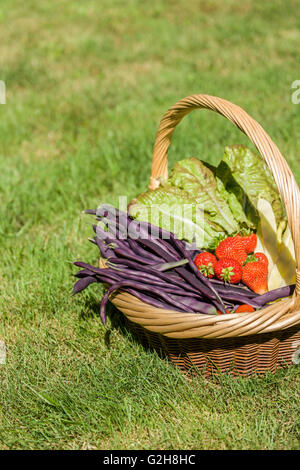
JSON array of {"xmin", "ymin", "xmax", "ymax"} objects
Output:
[{"xmin": 73, "ymin": 204, "xmax": 295, "ymax": 324}]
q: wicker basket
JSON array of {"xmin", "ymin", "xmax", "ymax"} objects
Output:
[{"xmin": 101, "ymin": 94, "xmax": 300, "ymax": 377}]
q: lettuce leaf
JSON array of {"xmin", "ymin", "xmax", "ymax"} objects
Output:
[
  {"xmin": 215, "ymin": 176, "xmax": 254, "ymax": 229},
  {"xmin": 129, "ymin": 157, "xmax": 248, "ymax": 248},
  {"xmin": 169, "ymin": 158, "xmax": 240, "ymax": 234},
  {"xmin": 128, "ymin": 183, "xmax": 222, "ymax": 248},
  {"xmin": 217, "ymin": 145, "xmax": 286, "ymax": 228}
]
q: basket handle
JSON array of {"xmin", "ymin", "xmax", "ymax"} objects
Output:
[{"xmin": 149, "ymin": 94, "xmax": 300, "ymax": 297}]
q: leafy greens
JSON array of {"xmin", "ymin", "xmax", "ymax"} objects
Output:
[{"xmin": 129, "ymin": 145, "xmax": 286, "ymax": 249}]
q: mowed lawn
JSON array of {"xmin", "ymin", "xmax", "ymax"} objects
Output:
[{"xmin": 0, "ymin": 0, "xmax": 300, "ymax": 450}]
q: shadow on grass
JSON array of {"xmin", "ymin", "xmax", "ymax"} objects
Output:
[
  {"xmin": 79, "ymin": 296, "xmax": 299, "ymax": 385},
  {"xmin": 79, "ymin": 296, "xmax": 158, "ymax": 353}
]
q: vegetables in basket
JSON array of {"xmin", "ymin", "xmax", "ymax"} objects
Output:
[
  {"xmin": 128, "ymin": 143, "xmax": 295, "ymax": 290},
  {"xmin": 73, "ymin": 205, "xmax": 295, "ymax": 323},
  {"xmin": 73, "ymin": 137, "xmax": 296, "ymax": 322},
  {"xmin": 256, "ymin": 198, "xmax": 296, "ymax": 290}
]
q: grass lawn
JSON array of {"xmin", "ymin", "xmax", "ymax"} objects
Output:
[{"xmin": 0, "ymin": 0, "xmax": 299, "ymax": 450}]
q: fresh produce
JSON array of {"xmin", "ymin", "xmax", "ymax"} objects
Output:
[
  {"xmin": 216, "ymin": 146, "xmax": 286, "ymax": 228},
  {"xmin": 73, "ymin": 205, "xmax": 295, "ymax": 323},
  {"xmin": 168, "ymin": 158, "xmax": 240, "ymax": 235},
  {"xmin": 239, "ymin": 232, "xmax": 257, "ymax": 254},
  {"xmin": 129, "ymin": 146, "xmax": 286, "ymax": 250},
  {"xmin": 242, "ymin": 261, "xmax": 268, "ymax": 294},
  {"xmin": 217, "ymin": 308, "xmax": 231, "ymax": 315},
  {"xmin": 256, "ymin": 198, "xmax": 296, "ymax": 290},
  {"xmin": 235, "ymin": 304, "xmax": 255, "ymax": 313},
  {"xmin": 73, "ymin": 133, "xmax": 296, "ymax": 321},
  {"xmin": 215, "ymin": 258, "xmax": 242, "ymax": 284},
  {"xmin": 268, "ymin": 224, "xmax": 296, "ymax": 289},
  {"xmin": 128, "ymin": 158, "xmax": 240, "ymax": 249},
  {"xmin": 192, "ymin": 232, "xmax": 272, "ymax": 294},
  {"xmin": 246, "ymin": 252, "xmax": 269, "ymax": 267},
  {"xmin": 194, "ymin": 252, "xmax": 217, "ymax": 278},
  {"xmin": 215, "ymin": 236, "xmax": 248, "ymax": 265},
  {"xmin": 256, "ymin": 197, "xmax": 278, "ymax": 275},
  {"xmin": 247, "ymin": 284, "xmax": 294, "ymax": 306}
]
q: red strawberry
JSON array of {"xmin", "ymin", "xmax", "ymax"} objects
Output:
[
  {"xmin": 235, "ymin": 304, "xmax": 255, "ymax": 313},
  {"xmin": 215, "ymin": 236, "xmax": 248, "ymax": 265},
  {"xmin": 245, "ymin": 252, "xmax": 268, "ymax": 267},
  {"xmin": 253, "ymin": 252, "xmax": 268, "ymax": 267},
  {"xmin": 194, "ymin": 252, "xmax": 217, "ymax": 278},
  {"xmin": 242, "ymin": 262, "xmax": 268, "ymax": 294},
  {"xmin": 215, "ymin": 258, "xmax": 242, "ymax": 284},
  {"xmin": 239, "ymin": 233, "xmax": 257, "ymax": 254}
]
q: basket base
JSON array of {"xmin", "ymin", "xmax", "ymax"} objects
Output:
[{"xmin": 126, "ymin": 319, "xmax": 300, "ymax": 378}]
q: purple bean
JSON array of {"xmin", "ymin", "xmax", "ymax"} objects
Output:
[
  {"xmin": 253, "ymin": 284, "xmax": 295, "ymax": 306},
  {"xmin": 106, "ymin": 266, "xmax": 205, "ymax": 299},
  {"xmin": 74, "ymin": 261, "xmax": 106, "ymax": 274},
  {"xmin": 210, "ymin": 278, "xmax": 257, "ymax": 297},
  {"xmin": 124, "ymin": 288, "xmax": 187, "ymax": 313},
  {"xmin": 99, "ymin": 280, "xmax": 194, "ymax": 323},
  {"xmin": 112, "ymin": 246, "xmax": 159, "ymax": 265},
  {"xmin": 169, "ymin": 234, "xmax": 227, "ymax": 313},
  {"xmin": 84, "ymin": 209, "xmax": 97, "ymax": 215},
  {"xmin": 99, "ymin": 281, "xmax": 218, "ymax": 324},
  {"xmin": 155, "ymin": 238, "xmax": 182, "ymax": 259},
  {"xmin": 80, "ymin": 206, "xmax": 293, "ymax": 318},
  {"xmin": 94, "ymin": 237, "xmax": 115, "ymax": 258},
  {"xmin": 74, "ymin": 268, "xmax": 97, "ymax": 278},
  {"xmin": 105, "ymin": 258, "xmax": 204, "ymax": 294},
  {"xmin": 126, "ymin": 238, "xmax": 162, "ymax": 262},
  {"xmin": 134, "ymin": 237, "xmax": 180, "ymax": 262},
  {"xmin": 109, "ymin": 246, "xmax": 215, "ymax": 303},
  {"xmin": 73, "ymin": 276, "xmax": 97, "ymax": 294}
]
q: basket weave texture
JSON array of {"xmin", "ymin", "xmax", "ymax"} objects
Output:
[{"xmin": 101, "ymin": 94, "xmax": 300, "ymax": 377}]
